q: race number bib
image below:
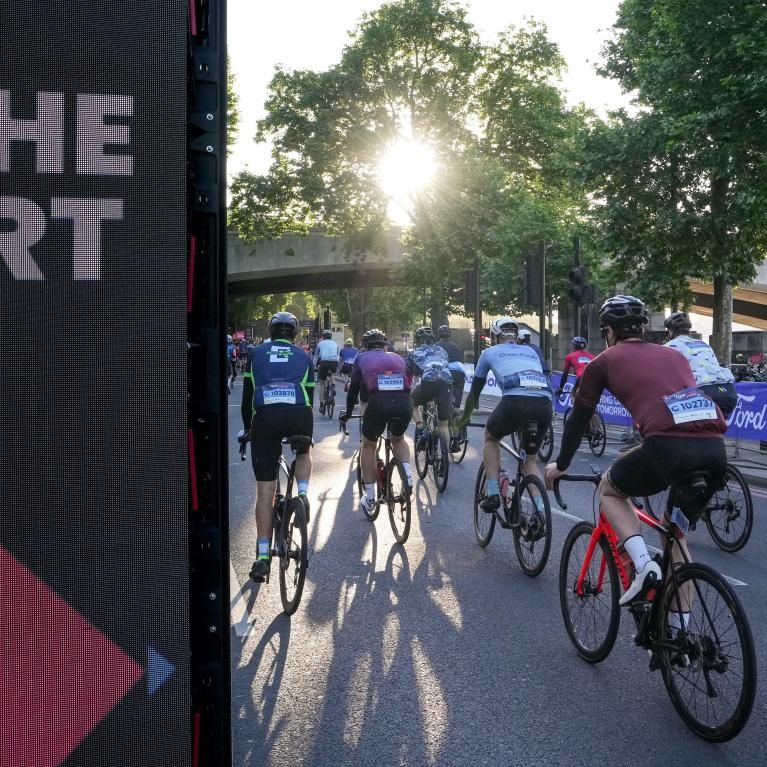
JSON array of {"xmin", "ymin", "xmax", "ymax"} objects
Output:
[
  {"xmin": 577, "ymin": 356, "xmax": 592, "ymax": 364},
  {"xmin": 378, "ymin": 374, "xmax": 404, "ymax": 391},
  {"xmin": 663, "ymin": 387, "xmax": 717, "ymax": 424},
  {"xmin": 517, "ymin": 369, "xmax": 548, "ymax": 389},
  {"xmin": 262, "ymin": 383, "xmax": 297, "ymax": 405}
]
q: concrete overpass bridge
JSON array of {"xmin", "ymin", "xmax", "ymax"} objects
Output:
[{"xmin": 227, "ymin": 228, "xmax": 406, "ymax": 296}]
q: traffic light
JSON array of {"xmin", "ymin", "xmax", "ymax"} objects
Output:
[
  {"xmin": 323, "ymin": 307, "xmax": 331, "ymax": 330},
  {"xmin": 568, "ymin": 265, "xmax": 595, "ymax": 304}
]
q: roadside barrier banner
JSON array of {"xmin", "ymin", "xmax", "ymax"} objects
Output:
[{"xmin": 464, "ymin": 365, "xmax": 767, "ymax": 441}]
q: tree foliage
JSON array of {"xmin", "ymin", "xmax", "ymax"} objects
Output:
[{"xmin": 585, "ymin": 0, "xmax": 767, "ymax": 358}]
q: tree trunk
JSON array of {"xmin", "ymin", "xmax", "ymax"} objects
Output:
[
  {"xmin": 709, "ymin": 175, "xmax": 731, "ymax": 364},
  {"xmin": 429, "ymin": 284, "xmax": 449, "ymax": 328},
  {"xmin": 711, "ymin": 275, "xmax": 732, "ymax": 364}
]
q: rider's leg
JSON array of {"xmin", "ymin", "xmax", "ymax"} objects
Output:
[
  {"xmin": 294, "ymin": 450, "xmax": 312, "ymax": 496},
  {"xmin": 483, "ymin": 428, "xmax": 502, "ymax": 495},
  {"xmin": 318, "ymin": 368, "xmax": 326, "ymax": 405},
  {"xmin": 360, "ymin": 435, "xmax": 378, "ymax": 501},
  {"xmin": 255, "ymin": 480, "xmax": 277, "ymax": 543}
]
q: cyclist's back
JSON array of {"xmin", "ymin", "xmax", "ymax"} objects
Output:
[
  {"xmin": 563, "ymin": 349, "xmax": 594, "ymax": 379},
  {"xmin": 436, "ymin": 327, "xmax": 466, "ymax": 410}
]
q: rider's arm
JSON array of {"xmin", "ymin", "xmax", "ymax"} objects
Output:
[
  {"xmin": 305, "ymin": 360, "xmax": 316, "ymax": 406},
  {"xmin": 241, "ymin": 373, "xmax": 254, "ymax": 431},
  {"xmin": 558, "ymin": 357, "xmax": 572, "ymax": 392}
]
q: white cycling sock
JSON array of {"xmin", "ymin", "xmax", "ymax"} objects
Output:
[
  {"xmin": 364, "ymin": 483, "xmax": 376, "ymax": 502},
  {"xmin": 401, "ymin": 462, "xmax": 413, "ymax": 485},
  {"xmin": 667, "ymin": 611, "xmax": 691, "ymax": 630},
  {"xmin": 624, "ymin": 534, "xmax": 651, "ymax": 573}
]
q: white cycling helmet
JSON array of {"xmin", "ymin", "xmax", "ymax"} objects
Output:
[
  {"xmin": 490, "ymin": 316, "xmax": 518, "ymax": 341},
  {"xmin": 517, "ymin": 328, "xmax": 532, "ymax": 342}
]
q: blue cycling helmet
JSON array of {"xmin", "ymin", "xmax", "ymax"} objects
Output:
[{"xmin": 571, "ymin": 336, "xmax": 587, "ymax": 350}]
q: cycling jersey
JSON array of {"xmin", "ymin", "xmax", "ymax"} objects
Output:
[
  {"xmin": 346, "ymin": 349, "xmax": 410, "ymax": 405},
  {"xmin": 562, "ymin": 350, "xmax": 595, "ymax": 379},
  {"xmin": 574, "ymin": 342, "xmax": 726, "ymax": 440},
  {"xmin": 664, "ymin": 335, "xmax": 735, "ymax": 386},
  {"xmin": 243, "ymin": 340, "xmax": 315, "ymax": 415},
  {"xmin": 314, "ymin": 339, "xmax": 339, "ymax": 364},
  {"xmin": 339, "ymin": 346, "xmax": 359, "ymax": 364},
  {"xmin": 406, "ymin": 344, "xmax": 452, "ymax": 384},
  {"xmin": 474, "ymin": 343, "xmax": 552, "ymax": 398}
]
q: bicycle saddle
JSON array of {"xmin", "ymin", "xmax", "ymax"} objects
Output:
[{"xmin": 521, "ymin": 420, "xmax": 540, "ymax": 453}]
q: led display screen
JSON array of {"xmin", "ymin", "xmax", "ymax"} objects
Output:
[{"xmin": 0, "ymin": 3, "xmax": 190, "ymax": 765}]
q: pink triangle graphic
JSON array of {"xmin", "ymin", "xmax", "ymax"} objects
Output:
[{"xmin": 0, "ymin": 546, "xmax": 145, "ymax": 767}]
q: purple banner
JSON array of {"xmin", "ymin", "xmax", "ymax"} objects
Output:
[{"xmin": 554, "ymin": 373, "xmax": 767, "ymax": 441}]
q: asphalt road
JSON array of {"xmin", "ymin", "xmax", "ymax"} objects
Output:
[{"xmin": 228, "ymin": 379, "xmax": 767, "ymax": 767}]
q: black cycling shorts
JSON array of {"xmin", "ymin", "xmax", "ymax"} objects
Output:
[
  {"xmin": 700, "ymin": 382, "xmax": 737, "ymax": 419},
  {"xmin": 340, "ymin": 362, "xmax": 354, "ymax": 376},
  {"xmin": 362, "ymin": 394, "xmax": 413, "ymax": 441},
  {"xmin": 449, "ymin": 369, "xmax": 466, "ymax": 409},
  {"xmin": 485, "ymin": 395, "xmax": 553, "ymax": 449},
  {"xmin": 607, "ymin": 435, "xmax": 726, "ymax": 499},
  {"xmin": 412, "ymin": 380, "xmax": 453, "ymax": 421},
  {"xmin": 250, "ymin": 405, "xmax": 313, "ymax": 482},
  {"xmin": 317, "ymin": 360, "xmax": 338, "ymax": 381}
]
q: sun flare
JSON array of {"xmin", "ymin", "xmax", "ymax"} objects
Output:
[{"xmin": 377, "ymin": 139, "xmax": 437, "ymax": 222}]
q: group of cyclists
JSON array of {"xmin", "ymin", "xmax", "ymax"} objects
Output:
[{"xmin": 236, "ymin": 296, "xmax": 735, "ymax": 611}]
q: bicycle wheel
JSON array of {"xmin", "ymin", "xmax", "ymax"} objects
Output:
[
  {"xmin": 705, "ymin": 465, "xmax": 753, "ymax": 553},
  {"xmin": 414, "ymin": 431, "xmax": 429, "ymax": 479},
  {"xmin": 326, "ymin": 380, "xmax": 335, "ymax": 419},
  {"xmin": 473, "ymin": 464, "xmax": 495, "ymax": 547},
  {"xmin": 643, "ymin": 487, "xmax": 668, "ymax": 522},
  {"xmin": 454, "ymin": 423, "xmax": 468, "ymax": 463},
  {"xmin": 559, "ymin": 521, "xmax": 620, "ymax": 662},
  {"xmin": 279, "ymin": 497, "xmax": 308, "ymax": 615},
  {"xmin": 513, "ymin": 474, "xmax": 552, "ymax": 576},
  {"xmin": 657, "ymin": 562, "xmax": 756, "ymax": 742},
  {"xmin": 432, "ymin": 432, "xmax": 449, "ymax": 492},
  {"xmin": 356, "ymin": 450, "xmax": 379, "ymax": 521},
  {"xmin": 588, "ymin": 413, "xmax": 606, "ymax": 457},
  {"xmin": 538, "ymin": 423, "xmax": 555, "ymax": 462},
  {"xmin": 387, "ymin": 459, "xmax": 411, "ymax": 544}
]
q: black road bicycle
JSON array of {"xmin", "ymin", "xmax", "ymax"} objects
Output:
[
  {"xmin": 414, "ymin": 399, "xmax": 450, "ymax": 492},
  {"xmin": 473, "ymin": 423, "xmax": 553, "ymax": 576}
]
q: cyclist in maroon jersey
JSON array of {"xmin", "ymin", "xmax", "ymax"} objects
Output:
[
  {"xmin": 341, "ymin": 329, "xmax": 414, "ymax": 515},
  {"xmin": 546, "ymin": 296, "xmax": 726, "ymax": 606}
]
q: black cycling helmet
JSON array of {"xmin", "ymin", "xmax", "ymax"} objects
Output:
[
  {"xmin": 664, "ymin": 311, "xmax": 692, "ymax": 333},
  {"xmin": 322, "ymin": 330, "xmax": 332, "ymax": 339},
  {"xmin": 437, "ymin": 324, "xmax": 451, "ymax": 339},
  {"xmin": 362, "ymin": 328, "xmax": 387, "ymax": 349},
  {"xmin": 598, "ymin": 295, "xmax": 648, "ymax": 329},
  {"xmin": 268, "ymin": 311, "xmax": 299, "ymax": 340},
  {"xmin": 414, "ymin": 326, "xmax": 434, "ymax": 344},
  {"xmin": 571, "ymin": 336, "xmax": 587, "ymax": 349}
]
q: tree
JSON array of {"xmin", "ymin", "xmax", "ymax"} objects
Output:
[
  {"xmin": 226, "ymin": 54, "xmax": 240, "ymax": 157},
  {"xmin": 591, "ymin": 0, "xmax": 767, "ymax": 361}
]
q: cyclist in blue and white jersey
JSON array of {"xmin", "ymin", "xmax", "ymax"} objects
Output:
[
  {"xmin": 240, "ymin": 312, "xmax": 315, "ymax": 582},
  {"xmin": 407, "ymin": 326, "xmax": 453, "ymax": 450},
  {"xmin": 664, "ymin": 312, "xmax": 737, "ymax": 417},
  {"xmin": 458, "ymin": 317, "xmax": 552, "ymax": 513},
  {"xmin": 314, "ymin": 330, "xmax": 339, "ymax": 414}
]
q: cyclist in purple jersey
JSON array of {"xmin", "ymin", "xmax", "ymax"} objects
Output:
[{"xmin": 341, "ymin": 329, "xmax": 413, "ymax": 514}]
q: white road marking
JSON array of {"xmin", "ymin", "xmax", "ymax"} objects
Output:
[
  {"xmin": 230, "ymin": 559, "xmax": 254, "ymax": 637},
  {"xmin": 550, "ymin": 506, "xmax": 748, "ymax": 587}
]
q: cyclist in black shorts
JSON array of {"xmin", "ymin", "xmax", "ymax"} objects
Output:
[
  {"xmin": 341, "ymin": 329, "xmax": 414, "ymax": 514},
  {"xmin": 546, "ymin": 296, "xmax": 727, "ymax": 605},
  {"xmin": 407, "ymin": 326, "xmax": 453, "ymax": 450},
  {"xmin": 240, "ymin": 312, "xmax": 315, "ymax": 581},
  {"xmin": 436, "ymin": 324, "xmax": 466, "ymax": 411}
]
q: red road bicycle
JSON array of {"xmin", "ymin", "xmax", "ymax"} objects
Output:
[{"xmin": 554, "ymin": 471, "xmax": 756, "ymax": 742}]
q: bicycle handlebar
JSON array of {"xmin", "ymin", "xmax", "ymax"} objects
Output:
[{"xmin": 552, "ymin": 473, "xmax": 601, "ymax": 510}]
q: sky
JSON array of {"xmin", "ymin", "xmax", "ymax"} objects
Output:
[{"xmin": 227, "ymin": 0, "xmax": 628, "ymax": 177}]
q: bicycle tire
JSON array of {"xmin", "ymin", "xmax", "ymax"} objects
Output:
[
  {"xmin": 512, "ymin": 474, "xmax": 552, "ymax": 577},
  {"xmin": 356, "ymin": 451, "xmax": 380, "ymax": 521},
  {"xmin": 414, "ymin": 432, "xmax": 429, "ymax": 479},
  {"xmin": 387, "ymin": 459, "xmax": 411, "ymax": 544},
  {"xmin": 454, "ymin": 423, "xmax": 469, "ymax": 463},
  {"xmin": 559, "ymin": 521, "xmax": 620, "ymax": 662},
  {"xmin": 704, "ymin": 465, "xmax": 754, "ymax": 553},
  {"xmin": 538, "ymin": 423, "xmax": 555, "ymax": 462},
  {"xmin": 279, "ymin": 497, "xmax": 308, "ymax": 615},
  {"xmin": 657, "ymin": 562, "xmax": 756, "ymax": 742},
  {"xmin": 473, "ymin": 464, "xmax": 495, "ymax": 547},
  {"xmin": 432, "ymin": 432, "xmax": 449, "ymax": 492},
  {"xmin": 588, "ymin": 413, "xmax": 607, "ymax": 457}
]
